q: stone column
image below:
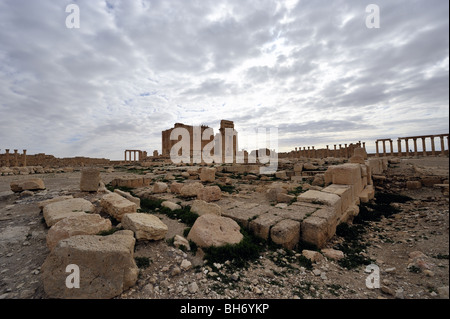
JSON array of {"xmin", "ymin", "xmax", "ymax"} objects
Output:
[
  {"xmin": 339, "ymin": 144, "xmax": 342, "ymax": 158},
  {"xmin": 312, "ymin": 146, "xmax": 316, "ymax": 158},
  {"xmin": 334, "ymin": 145, "xmax": 337, "ymax": 157},
  {"xmin": 307, "ymin": 146, "xmax": 310, "ymax": 158},
  {"xmin": 23, "ymin": 150, "xmax": 27, "ymax": 167},
  {"xmin": 382, "ymin": 141, "xmax": 386, "ymax": 156},
  {"xmin": 397, "ymin": 139, "xmax": 401, "ymax": 157},
  {"xmin": 14, "ymin": 149, "xmax": 18, "ymax": 167},
  {"xmin": 440, "ymin": 136, "xmax": 445, "ymax": 156},
  {"xmin": 124, "ymin": 151, "xmax": 127, "ymax": 162},
  {"xmin": 421, "ymin": 138, "xmax": 427, "ymax": 156},
  {"xmin": 326, "ymin": 145, "xmax": 329, "ymax": 157},
  {"xmin": 344, "ymin": 144, "xmax": 348, "ymax": 158},
  {"xmin": 405, "ymin": 139, "xmax": 410, "ymax": 156},
  {"xmin": 413, "ymin": 138, "xmax": 418, "ymax": 156},
  {"xmin": 5, "ymin": 149, "xmax": 10, "ymax": 167},
  {"xmin": 431, "ymin": 136, "xmax": 436, "ymax": 156},
  {"xmin": 362, "ymin": 142, "xmax": 366, "ymax": 150},
  {"xmin": 375, "ymin": 141, "xmax": 379, "ymax": 157},
  {"xmin": 389, "ymin": 140, "xmax": 394, "ymax": 156}
]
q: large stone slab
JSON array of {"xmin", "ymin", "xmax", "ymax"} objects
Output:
[
  {"xmin": 249, "ymin": 213, "xmax": 283, "ymax": 240},
  {"xmin": 270, "ymin": 219, "xmax": 300, "ymax": 249},
  {"xmin": 10, "ymin": 178, "xmax": 45, "ymax": 192},
  {"xmin": 199, "ymin": 167, "xmax": 216, "ymax": 182},
  {"xmin": 46, "ymin": 214, "xmax": 112, "ymax": 250},
  {"xmin": 322, "ymin": 184, "xmax": 353, "ymax": 214},
  {"xmin": 80, "ymin": 168, "xmax": 101, "ymax": 192},
  {"xmin": 38, "ymin": 196, "xmax": 74, "ymax": 211},
  {"xmin": 297, "ymin": 190, "xmax": 342, "ymax": 217},
  {"xmin": 114, "ymin": 189, "xmax": 141, "ymax": 209},
  {"xmin": 221, "ymin": 204, "xmax": 269, "ymax": 228},
  {"xmin": 190, "ymin": 200, "xmax": 222, "ymax": 216},
  {"xmin": 41, "ymin": 233, "xmax": 138, "ymax": 299},
  {"xmin": 187, "ymin": 214, "xmax": 243, "ymax": 247},
  {"xmin": 122, "ymin": 213, "xmax": 168, "ymax": 240},
  {"xmin": 180, "ymin": 182, "xmax": 204, "ymax": 198},
  {"xmin": 100, "ymin": 192, "xmax": 137, "ymax": 222},
  {"xmin": 301, "ymin": 215, "xmax": 332, "ymax": 249},
  {"xmin": 197, "ymin": 185, "xmax": 221, "ymax": 202},
  {"xmin": 43, "ymin": 198, "xmax": 95, "ymax": 227}
]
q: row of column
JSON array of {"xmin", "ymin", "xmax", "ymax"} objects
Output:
[
  {"xmin": 397, "ymin": 135, "xmax": 449, "ymax": 157},
  {"xmin": 375, "ymin": 135, "xmax": 449, "ymax": 157},
  {"xmin": 1, "ymin": 149, "xmax": 27, "ymax": 167},
  {"xmin": 294, "ymin": 142, "xmax": 366, "ymax": 159},
  {"xmin": 124, "ymin": 150, "xmax": 142, "ymax": 163}
]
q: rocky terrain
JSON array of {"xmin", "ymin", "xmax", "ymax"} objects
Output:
[{"xmin": 0, "ymin": 156, "xmax": 448, "ymax": 299}]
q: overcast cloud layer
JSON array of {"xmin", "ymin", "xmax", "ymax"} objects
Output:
[{"xmin": 0, "ymin": 0, "xmax": 448, "ymax": 159}]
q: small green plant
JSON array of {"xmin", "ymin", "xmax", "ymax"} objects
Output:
[
  {"xmin": 203, "ymin": 227, "xmax": 264, "ymax": 269},
  {"xmin": 135, "ymin": 256, "xmax": 151, "ymax": 269},
  {"xmin": 97, "ymin": 227, "xmax": 120, "ymax": 236}
]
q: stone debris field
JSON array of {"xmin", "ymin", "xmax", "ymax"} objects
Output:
[{"xmin": 0, "ymin": 150, "xmax": 448, "ymax": 299}]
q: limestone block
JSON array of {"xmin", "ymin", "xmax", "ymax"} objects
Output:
[
  {"xmin": 406, "ymin": 181, "xmax": 422, "ymax": 190},
  {"xmin": 294, "ymin": 163, "xmax": 303, "ymax": 173},
  {"xmin": 266, "ymin": 186, "xmax": 287, "ymax": 202},
  {"xmin": 275, "ymin": 171, "xmax": 287, "ymax": 179},
  {"xmin": 10, "ymin": 178, "xmax": 45, "ymax": 193},
  {"xmin": 187, "ymin": 214, "xmax": 243, "ymax": 247},
  {"xmin": 41, "ymin": 233, "xmax": 138, "ymax": 299},
  {"xmin": 221, "ymin": 204, "xmax": 268, "ymax": 228},
  {"xmin": 302, "ymin": 250, "xmax": 324, "ymax": 263},
  {"xmin": 197, "ymin": 185, "xmax": 222, "ymax": 202},
  {"xmin": 275, "ymin": 204, "xmax": 316, "ymax": 222},
  {"xmin": 276, "ymin": 192, "xmax": 295, "ymax": 203},
  {"xmin": 353, "ymin": 147, "xmax": 368, "ymax": 160},
  {"xmin": 180, "ymin": 182, "xmax": 204, "ymax": 197},
  {"xmin": 190, "ymin": 200, "xmax": 222, "ymax": 216},
  {"xmin": 420, "ymin": 176, "xmax": 443, "ymax": 187},
  {"xmin": 339, "ymin": 204, "xmax": 359, "ymax": 224},
  {"xmin": 322, "ymin": 248, "xmax": 345, "ymax": 260},
  {"xmin": 199, "ymin": 167, "xmax": 216, "ymax": 182},
  {"xmin": 122, "ymin": 213, "xmax": 168, "ymax": 241},
  {"xmin": 297, "ymin": 190, "xmax": 342, "ymax": 217},
  {"xmin": 249, "ymin": 213, "xmax": 283, "ymax": 240},
  {"xmin": 322, "ymin": 184, "xmax": 353, "ymax": 214},
  {"xmin": 359, "ymin": 185, "xmax": 375, "ymax": 203},
  {"xmin": 170, "ymin": 182, "xmax": 184, "ymax": 194},
  {"xmin": 38, "ymin": 195, "xmax": 74, "ymax": 211},
  {"xmin": 312, "ymin": 207, "xmax": 339, "ymax": 237},
  {"xmin": 349, "ymin": 155, "xmax": 365, "ymax": 164},
  {"xmin": 153, "ymin": 182, "xmax": 168, "ymax": 193},
  {"xmin": 161, "ymin": 201, "xmax": 182, "ymax": 211},
  {"xmin": 80, "ymin": 168, "xmax": 100, "ymax": 192},
  {"xmin": 270, "ymin": 219, "xmax": 301, "ymax": 249},
  {"xmin": 43, "ymin": 198, "xmax": 95, "ymax": 227},
  {"xmin": 367, "ymin": 158, "xmax": 383, "ymax": 175},
  {"xmin": 46, "ymin": 214, "xmax": 112, "ymax": 250},
  {"xmin": 300, "ymin": 216, "xmax": 331, "ymax": 249},
  {"xmin": 114, "ymin": 189, "xmax": 141, "ymax": 209},
  {"xmin": 100, "ymin": 192, "xmax": 137, "ymax": 222},
  {"xmin": 329, "ymin": 163, "xmax": 363, "ymax": 200}
]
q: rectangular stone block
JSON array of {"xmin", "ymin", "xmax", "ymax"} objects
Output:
[
  {"xmin": 359, "ymin": 185, "xmax": 375, "ymax": 203},
  {"xmin": 249, "ymin": 213, "xmax": 283, "ymax": 240},
  {"xmin": 100, "ymin": 193, "xmax": 137, "ymax": 222},
  {"xmin": 297, "ymin": 190, "xmax": 342, "ymax": 217},
  {"xmin": 300, "ymin": 216, "xmax": 330, "ymax": 249},
  {"xmin": 274, "ymin": 205, "xmax": 316, "ymax": 222},
  {"xmin": 222, "ymin": 204, "xmax": 269, "ymax": 228},
  {"xmin": 270, "ymin": 219, "xmax": 301, "ymax": 250},
  {"xmin": 321, "ymin": 184, "xmax": 353, "ymax": 215}
]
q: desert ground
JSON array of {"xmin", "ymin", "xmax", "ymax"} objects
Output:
[{"xmin": 0, "ymin": 156, "xmax": 448, "ymax": 299}]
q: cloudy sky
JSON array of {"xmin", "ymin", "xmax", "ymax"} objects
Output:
[{"xmin": 0, "ymin": 0, "xmax": 448, "ymax": 160}]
